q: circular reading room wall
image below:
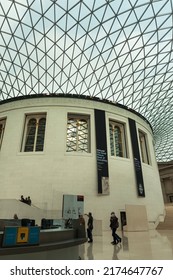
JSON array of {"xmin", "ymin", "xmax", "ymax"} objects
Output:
[{"xmin": 0, "ymin": 95, "xmax": 164, "ymax": 230}]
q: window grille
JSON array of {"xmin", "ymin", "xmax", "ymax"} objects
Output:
[
  {"xmin": 22, "ymin": 114, "xmax": 46, "ymax": 152},
  {"xmin": 139, "ymin": 130, "xmax": 150, "ymax": 164},
  {"xmin": 109, "ymin": 120, "xmax": 128, "ymax": 158},
  {"xmin": 0, "ymin": 118, "xmax": 6, "ymax": 150},
  {"xmin": 66, "ymin": 115, "xmax": 90, "ymax": 153}
]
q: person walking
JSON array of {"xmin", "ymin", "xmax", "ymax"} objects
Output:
[
  {"xmin": 85, "ymin": 212, "xmax": 93, "ymax": 243},
  {"xmin": 110, "ymin": 212, "xmax": 121, "ymax": 245}
]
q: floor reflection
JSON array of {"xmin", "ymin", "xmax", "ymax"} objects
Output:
[
  {"xmin": 112, "ymin": 243, "xmax": 122, "ymax": 260},
  {"xmin": 79, "ymin": 229, "xmax": 173, "ymax": 260},
  {"xmin": 87, "ymin": 243, "xmax": 94, "ymax": 260}
]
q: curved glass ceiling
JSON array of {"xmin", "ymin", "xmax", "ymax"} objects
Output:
[{"xmin": 1, "ymin": 0, "xmax": 173, "ymax": 161}]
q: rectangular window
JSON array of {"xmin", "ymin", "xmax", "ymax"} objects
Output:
[
  {"xmin": 109, "ymin": 120, "xmax": 128, "ymax": 158},
  {"xmin": 21, "ymin": 114, "xmax": 46, "ymax": 152},
  {"xmin": 66, "ymin": 114, "xmax": 90, "ymax": 153},
  {"xmin": 139, "ymin": 130, "xmax": 150, "ymax": 164},
  {"xmin": 0, "ymin": 118, "xmax": 6, "ymax": 150}
]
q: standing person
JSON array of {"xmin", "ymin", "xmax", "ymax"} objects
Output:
[
  {"xmin": 27, "ymin": 196, "xmax": 31, "ymax": 206},
  {"xmin": 20, "ymin": 195, "xmax": 25, "ymax": 203},
  {"xmin": 110, "ymin": 212, "xmax": 121, "ymax": 245},
  {"xmin": 79, "ymin": 215, "xmax": 85, "ymax": 226},
  {"xmin": 85, "ymin": 212, "xmax": 93, "ymax": 243},
  {"xmin": 13, "ymin": 213, "xmax": 18, "ymax": 219}
]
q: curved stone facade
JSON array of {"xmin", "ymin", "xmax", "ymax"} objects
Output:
[{"xmin": 0, "ymin": 96, "xmax": 164, "ymax": 229}]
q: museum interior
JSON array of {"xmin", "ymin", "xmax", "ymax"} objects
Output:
[{"xmin": 1, "ymin": 0, "xmax": 173, "ymax": 260}]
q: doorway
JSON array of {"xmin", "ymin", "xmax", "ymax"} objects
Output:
[{"xmin": 120, "ymin": 211, "xmax": 127, "ymax": 230}]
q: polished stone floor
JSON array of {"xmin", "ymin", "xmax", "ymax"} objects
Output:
[{"xmin": 79, "ymin": 229, "xmax": 173, "ymax": 260}]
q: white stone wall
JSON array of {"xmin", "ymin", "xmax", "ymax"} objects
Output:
[{"xmin": 0, "ymin": 97, "xmax": 165, "ymax": 230}]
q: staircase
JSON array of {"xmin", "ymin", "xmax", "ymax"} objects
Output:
[
  {"xmin": 0, "ymin": 199, "xmax": 62, "ymax": 226},
  {"xmin": 156, "ymin": 204, "xmax": 173, "ymax": 230}
]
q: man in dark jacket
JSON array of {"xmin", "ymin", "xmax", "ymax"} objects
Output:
[
  {"xmin": 86, "ymin": 212, "xmax": 93, "ymax": 243},
  {"xmin": 110, "ymin": 212, "xmax": 121, "ymax": 245}
]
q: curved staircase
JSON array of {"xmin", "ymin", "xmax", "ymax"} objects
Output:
[{"xmin": 156, "ymin": 204, "xmax": 173, "ymax": 230}]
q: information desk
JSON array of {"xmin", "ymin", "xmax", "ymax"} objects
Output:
[{"xmin": 0, "ymin": 226, "xmax": 87, "ymax": 260}]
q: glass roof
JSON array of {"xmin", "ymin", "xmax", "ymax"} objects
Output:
[{"xmin": 1, "ymin": 0, "xmax": 173, "ymax": 161}]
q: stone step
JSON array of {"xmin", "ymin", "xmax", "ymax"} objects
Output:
[{"xmin": 156, "ymin": 206, "xmax": 173, "ymax": 230}]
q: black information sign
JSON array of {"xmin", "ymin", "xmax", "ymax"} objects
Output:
[
  {"xmin": 94, "ymin": 109, "xmax": 109, "ymax": 194},
  {"xmin": 128, "ymin": 118, "xmax": 145, "ymax": 197}
]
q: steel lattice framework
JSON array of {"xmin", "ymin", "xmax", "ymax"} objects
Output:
[{"xmin": 1, "ymin": 0, "xmax": 173, "ymax": 161}]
